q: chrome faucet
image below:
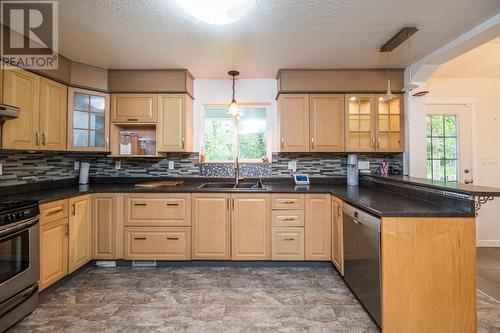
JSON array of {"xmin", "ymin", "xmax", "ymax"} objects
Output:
[{"xmin": 235, "ymin": 156, "xmax": 242, "ymax": 184}]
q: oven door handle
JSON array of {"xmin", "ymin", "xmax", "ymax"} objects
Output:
[{"xmin": 0, "ymin": 216, "xmax": 39, "ymax": 239}]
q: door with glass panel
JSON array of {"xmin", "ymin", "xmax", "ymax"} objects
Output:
[
  {"xmin": 426, "ymin": 104, "xmax": 472, "ymax": 183},
  {"xmin": 67, "ymin": 87, "xmax": 110, "ymax": 151},
  {"xmin": 345, "ymin": 94, "xmax": 375, "ymax": 152},
  {"xmin": 375, "ymin": 94, "xmax": 404, "ymax": 152}
]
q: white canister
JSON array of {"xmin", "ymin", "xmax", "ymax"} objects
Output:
[{"xmin": 79, "ymin": 162, "xmax": 90, "ymax": 184}]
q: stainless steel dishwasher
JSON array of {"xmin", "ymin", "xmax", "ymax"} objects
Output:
[{"xmin": 342, "ymin": 203, "xmax": 381, "ymax": 327}]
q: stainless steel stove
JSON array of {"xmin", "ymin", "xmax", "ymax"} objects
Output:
[{"xmin": 0, "ymin": 200, "xmax": 39, "ymax": 332}]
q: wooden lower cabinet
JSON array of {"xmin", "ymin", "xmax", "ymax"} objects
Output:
[
  {"xmin": 191, "ymin": 194, "xmax": 231, "ymax": 260},
  {"xmin": 305, "ymin": 194, "xmax": 332, "ymax": 260},
  {"xmin": 39, "ymin": 218, "xmax": 68, "ymax": 291},
  {"xmin": 331, "ymin": 196, "xmax": 343, "ymax": 275},
  {"xmin": 271, "ymin": 227, "xmax": 304, "ymax": 260},
  {"xmin": 92, "ymin": 193, "xmax": 124, "ymax": 260},
  {"xmin": 381, "ymin": 217, "xmax": 476, "ymax": 333},
  {"xmin": 124, "ymin": 227, "xmax": 191, "ymax": 260},
  {"xmin": 231, "ymin": 194, "xmax": 271, "ymax": 260},
  {"xmin": 125, "ymin": 193, "xmax": 191, "ymax": 226},
  {"xmin": 68, "ymin": 195, "xmax": 92, "ymax": 274}
]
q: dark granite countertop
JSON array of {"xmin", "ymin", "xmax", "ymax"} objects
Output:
[
  {"xmin": 0, "ymin": 177, "xmax": 474, "ymax": 218},
  {"xmin": 365, "ymin": 174, "xmax": 500, "ymax": 197}
]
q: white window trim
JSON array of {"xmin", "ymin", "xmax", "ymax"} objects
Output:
[{"xmin": 201, "ymin": 103, "xmax": 273, "ymax": 163}]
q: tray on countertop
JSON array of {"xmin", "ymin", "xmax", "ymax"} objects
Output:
[{"xmin": 134, "ymin": 180, "xmax": 184, "ymax": 188}]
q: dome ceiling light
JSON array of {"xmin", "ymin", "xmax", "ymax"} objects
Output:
[{"xmin": 176, "ymin": 0, "xmax": 255, "ymax": 25}]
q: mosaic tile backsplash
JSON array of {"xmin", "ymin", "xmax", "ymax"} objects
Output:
[{"xmin": 0, "ymin": 151, "xmax": 402, "ymax": 187}]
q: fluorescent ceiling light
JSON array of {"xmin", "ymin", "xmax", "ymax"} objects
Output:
[{"xmin": 176, "ymin": 0, "xmax": 255, "ymax": 25}]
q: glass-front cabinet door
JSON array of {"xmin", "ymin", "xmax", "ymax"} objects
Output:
[
  {"xmin": 376, "ymin": 94, "xmax": 403, "ymax": 152},
  {"xmin": 67, "ymin": 87, "xmax": 110, "ymax": 151},
  {"xmin": 345, "ymin": 94, "xmax": 375, "ymax": 152}
]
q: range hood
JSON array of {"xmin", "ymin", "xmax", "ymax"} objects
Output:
[
  {"xmin": 0, "ymin": 104, "xmax": 20, "ymax": 121},
  {"xmin": 0, "ymin": 103, "xmax": 21, "ymax": 147}
]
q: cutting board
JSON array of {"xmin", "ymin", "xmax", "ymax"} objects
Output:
[{"xmin": 134, "ymin": 180, "xmax": 184, "ymax": 188}]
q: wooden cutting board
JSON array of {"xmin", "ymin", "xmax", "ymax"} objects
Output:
[{"xmin": 134, "ymin": 180, "xmax": 184, "ymax": 188}]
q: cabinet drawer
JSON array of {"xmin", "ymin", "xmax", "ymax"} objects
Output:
[
  {"xmin": 271, "ymin": 227, "xmax": 304, "ymax": 260},
  {"xmin": 125, "ymin": 194, "xmax": 190, "ymax": 226},
  {"xmin": 124, "ymin": 227, "xmax": 190, "ymax": 260},
  {"xmin": 40, "ymin": 199, "xmax": 68, "ymax": 225},
  {"xmin": 272, "ymin": 210, "xmax": 304, "ymax": 227},
  {"xmin": 271, "ymin": 194, "xmax": 305, "ymax": 210}
]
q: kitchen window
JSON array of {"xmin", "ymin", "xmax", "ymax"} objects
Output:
[
  {"xmin": 426, "ymin": 114, "xmax": 458, "ymax": 182},
  {"xmin": 202, "ymin": 105, "xmax": 271, "ymax": 162}
]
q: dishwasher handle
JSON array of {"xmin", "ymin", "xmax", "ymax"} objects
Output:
[{"xmin": 343, "ymin": 203, "xmax": 380, "ymax": 233}]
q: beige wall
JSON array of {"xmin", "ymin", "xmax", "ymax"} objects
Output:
[{"xmin": 425, "ymin": 78, "xmax": 500, "ymax": 246}]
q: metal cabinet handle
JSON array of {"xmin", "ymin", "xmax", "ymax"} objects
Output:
[
  {"xmin": 134, "ymin": 203, "xmax": 147, "ymax": 206},
  {"xmin": 377, "ymin": 137, "xmax": 380, "ymax": 148},
  {"xmin": 35, "ymin": 133, "xmax": 40, "ymax": 146},
  {"xmin": 232, "ymin": 198, "xmax": 235, "ymax": 211},
  {"xmin": 311, "ymin": 137, "xmax": 315, "ymax": 149},
  {"xmin": 45, "ymin": 207, "xmax": 63, "ymax": 215},
  {"xmin": 71, "ymin": 203, "xmax": 75, "ymax": 216},
  {"xmin": 281, "ymin": 200, "xmax": 295, "ymax": 204},
  {"xmin": 372, "ymin": 137, "xmax": 376, "ymax": 149},
  {"xmin": 127, "ymin": 118, "xmax": 138, "ymax": 122},
  {"xmin": 227, "ymin": 198, "xmax": 229, "ymax": 211},
  {"xmin": 42, "ymin": 133, "xmax": 46, "ymax": 145},
  {"xmin": 281, "ymin": 137, "xmax": 284, "ymax": 150},
  {"xmin": 283, "ymin": 238, "xmax": 295, "ymax": 241},
  {"xmin": 181, "ymin": 137, "xmax": 185, "ymax": 149},
  {"xmin": 166, "ymin": 237, "xmax": 179, "ymax": 240},
  {"xmin": 65, "ymin": 224, "xmax": 69, "ymax": 236},
  {"xmin": 166, "ymin": 203, "xmax": 179, "ymax": 206},
  {"xmin": 280, "ymin": 217, "xmax": 296, "ymax": 221},
  {"xmin": 134, "ymin": 237, "xmax": 146, "ymax": 240}
]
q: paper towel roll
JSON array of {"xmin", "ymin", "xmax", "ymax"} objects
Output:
[{"xmin": 79, "ymin": 162, "xmax": 90, "ymax": 184}]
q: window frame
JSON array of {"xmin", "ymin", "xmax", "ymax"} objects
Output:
[
  {"xmin": 201, "ymin": 103, "xmax": 272, "ymax": 163},
  {"xmin": 426, "ymin": 114, "xmax": 460, "ymax": 182}
]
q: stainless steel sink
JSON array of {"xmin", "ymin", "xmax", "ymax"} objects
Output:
[{"xmin": 198, "ymin": 181, "xmax": 266, "ymax": 190}]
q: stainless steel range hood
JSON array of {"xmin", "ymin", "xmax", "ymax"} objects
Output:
[
  {"xmin": 0, "ymin": 103, "xmax": 21, "ymax": 147},
  {"xmin": 0, "ymin": 104, "xmax": 20, "ymax": 121}
]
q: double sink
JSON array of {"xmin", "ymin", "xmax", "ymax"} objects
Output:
[{"xmin": 197, "ymin": 181, "xmax": 266, "ymax": 190}]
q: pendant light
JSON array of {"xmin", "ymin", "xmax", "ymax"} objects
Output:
[
  {"xmin": 402, "ymin": 30, "xmax": 419, "ymax": 93},
  {"xmin": 382, "ymin": 51, "xmax": 395, "ymax": 101},
  {"xmin": 228, "ymin": 70, "xmax": 240, "ymax": 116}
]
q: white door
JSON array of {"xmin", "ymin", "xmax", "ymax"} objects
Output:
[{"xmin": 426, "ymin": 103, "xmax": 473, "ymax": 184}]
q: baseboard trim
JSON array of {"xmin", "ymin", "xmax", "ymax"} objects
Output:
[{"xmin": 477, "ymin": 240, "xmax": 500, "ymax": 247}]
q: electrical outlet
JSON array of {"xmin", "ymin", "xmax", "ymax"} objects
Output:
[
  {"xmin": 115, "ymin": 160, "xmax": 121, "ymax": 170},
  {"xmin": 288, "ymin": 161, "xmax": 297, "ymax": 172},
  {"xmin": 168, "ymin": 161, "xmax": 175, "ymax": 170},
  {"xmin": 74, "ymin": 161, "xmax": 80, "ymax": 171},
  {"xmin": 0, "ymin": 163, "xmax": 2, "ymax": 176}
]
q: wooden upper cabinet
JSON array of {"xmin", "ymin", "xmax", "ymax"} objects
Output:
[
  {"xmin": 2, "ymin": 68, "xmax": 40, "ymax": 149},
  {"xmin": 375, "ymin": 94, "xmax": 404, "ymax": 152},
  {"xmin": 331, "ymin": 196, "xmax": 343, "ymax": 275},
  {"xmin": 111, "ymin": 94, "xmax": 157, "ymax": 123},
  {"xmin": 305, "ymin": 194, "xmax": 332, "ymax": 260},
  {"xmin": 309, "ymin": 94, "xmax": 345, "ymax": 152},
  {"xmin": 39, "ymin": 77, "xmax": 67, "ymax": 150},
  {"xmin": 231, "ymin": 194, "xmax": 271, "ymax": 260},
  {"xmin": 68, "ymin": 195, "xmax": 92, "ymax": 274},
  {"xmin": 67, "ymin": 87, "xmax": 110, "ymax": 152},
  {"xmin": 278, "ymin": 94, "xmax": 310, "ymax": 152},
  {"xmin": 157, "ymin": 94, "xmax": 193, "ymax": 152},
  {"xmin": 0, "ymin": 63, "xmax": 3, "ymax": 104},
  {"xmin": 345, "ymin": 94, "xmax": 375, "ymax": 152},
  {"xmin": 191, "ymin": 194, "xmax": 231, "ymax": 260}
]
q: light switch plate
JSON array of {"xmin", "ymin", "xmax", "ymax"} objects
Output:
[
  {"xmin": 358, "ymin": 161, "xmax": 370, "ymax": 170},
  {"xmin": 168, "ymin": 161, "xmax": 175, "ymax": 170},
  {"xmin": 288, "ymin": 161, "xmax": 297, "ymax": 172},
  {"xmin": 115, "ymin": 160, "xmax": 121, "ymax": 170},
  {"xmin": 74, "ymin": 161, "xmax": 80, "ymax": 171}
]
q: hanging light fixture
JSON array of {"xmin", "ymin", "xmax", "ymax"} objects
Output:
[
  {"xmin": 382, "ymin": 51, "xmax": 395, "ymax": 101},
  {"xmin": 228, "ymin": 70, "xmax": 240, "ymax": 116}
]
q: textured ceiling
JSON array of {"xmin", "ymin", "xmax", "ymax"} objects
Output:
[
  {"xmin": 58, "ymin": 0, "xmax": 500, "ymax": 78},
  {"xmin": 432, "ymin": 37, "xmax": 500, "ymax": 78}
]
